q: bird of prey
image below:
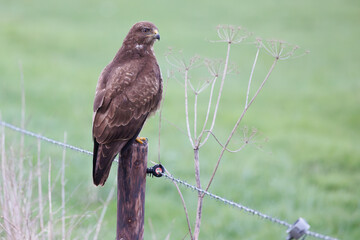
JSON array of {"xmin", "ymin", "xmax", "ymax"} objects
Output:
[{"xmin": 92, "ymin": 21, "xmax": 162, "ymax": 186}]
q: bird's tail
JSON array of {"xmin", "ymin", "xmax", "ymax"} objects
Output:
[{"xmin": 93, "ymin": 139, "xmax": 125, "ymax": 186}]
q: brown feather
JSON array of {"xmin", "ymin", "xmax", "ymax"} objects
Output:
[{"xmin": 92, "ymin": 22, "xmax": 162, "ymax": 186}]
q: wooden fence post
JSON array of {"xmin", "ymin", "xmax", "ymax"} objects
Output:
[{"xmin": 116, "ymin": 140, "xmax": 148, "ymax": 240}]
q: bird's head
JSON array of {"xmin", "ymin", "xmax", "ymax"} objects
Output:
[{"xmin": 126, "ymin": 21, "xmax": 160, "ymax": 47}]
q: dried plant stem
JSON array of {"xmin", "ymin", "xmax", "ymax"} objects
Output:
[
  {"xmin": 246, "ymin": 58, "xmax": 278, "ymax": 111},
  {"xmin": 205, "ymin": 58, "xmax": 278, "ymax": 191},
  {"xmin": 1, "ymin": 119, "xmax": 24, "ymax": 239},
  {"xmin": 24, "ymin": 155, "xmax": 34, "ymax": 239},
  {"xmin": 19, "ymin": 61, "xmax": 25, "ymax": 186},
  {"xmin": 1, "ymin": 216, "xmax": 20, "ymax": 239},
  {"xmin": 148, "ymin": 218, "xmax": 157, "ymax": 240},
  {"xmin": 48, "ymin": 157, "xmax": 53, "ymax": 240},
  {"xmin": 0, "ymin": 120, "xmax": 12, "ymax": 237},
  {"xmin": 37, "ymin": 138, "xmax": 45, "ymax": 236},
  {"xmin": 204, "ymin": 130, "xmax": 247, "ymax": 153},
  {"xmin": 1, "ymin": 116, "xmax": 99, "ymax": 239},
  {"xmin": 93, "ymin": 184, "xmax": 115, "ymax": 240},
  {"xmin": 194, "ymin": 92, "xmax": 198, "ymax": 142},
  {"xmin": 198, "ymin": 75, "xmax": 218, "ymax": 144},
  {"xmin": 166, "ymin": 169, "xmax": 193, "ymax": 240},
  {"xmin": 184, "ymin": 69, "xmax": 195, "ymax": 148},
  {"xmin": 193, "ymin": 148, "xmax": 203, "ymax": 240},
  {"xmin": 19, "ymin": 62, "xmax": 26, "ymax": 233},
  {"xmin": 198, "ymin": 43, "xmax": 231, "ymax": 148},
  {"xmin": 61, "ymin": 132, "xmax": 67, "ymax": 240},
  {"xmin": 191, "ymin": 43, "xmax": 232, "ymax": 239},
  {"xmin": 246, "ymin": 46, "xmax": 260, "ymax": 108}
]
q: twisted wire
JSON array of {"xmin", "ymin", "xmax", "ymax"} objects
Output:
[
  {"xmin": 162, "ymin": 172, "xmax": 337, "ymax": 240},
  {"xmin": 0, "ymin": 120, "xmax": 92, "ymax": 155}
]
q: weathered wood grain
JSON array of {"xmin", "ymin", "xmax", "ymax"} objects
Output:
[{"xmin": 116, "ymin": 140, "xmax": 148, "ymax": 240}]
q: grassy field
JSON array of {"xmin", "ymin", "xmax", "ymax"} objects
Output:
[{"xmin": 1, "ymin": 0, "xmax": 359, "ymax": 239}]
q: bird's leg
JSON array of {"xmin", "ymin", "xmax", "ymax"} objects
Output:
[{"xmin": 136, "ymin": 137, "xmax": 147, "ymax": 144}]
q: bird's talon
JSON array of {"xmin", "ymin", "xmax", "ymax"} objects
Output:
[{"xmin": 136, "ymin": 137, "xmax": 147, "ymax": 144}]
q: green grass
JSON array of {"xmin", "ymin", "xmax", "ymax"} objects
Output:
[{"xmin": 1, "ymin": 0, "xmax": 360, "ymax": 239}]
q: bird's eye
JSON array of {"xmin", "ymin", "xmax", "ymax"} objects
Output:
[{"xmin": 142, "ymin": 28, "xmax": 151, "ymax": 33}]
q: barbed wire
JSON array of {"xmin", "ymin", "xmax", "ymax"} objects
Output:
[
  {"xmin": 0, "ymin": 120, "xmax": 92, "ymax": 156},
  {"xmin": 162, "ymin": 172, "xmax": 337, "ymax": 240},
  {"xmin": 162, "ymin": 172, "xmax": 292, "ymax": 228},
  {"xmin": 0, "ymin": 120, "xmax": 339, "ymax": 240}
]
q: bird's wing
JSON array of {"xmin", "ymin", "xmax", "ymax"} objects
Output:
[{"xmin": 93, "ymin": 60, "xmax": 161, "ymax": 144}]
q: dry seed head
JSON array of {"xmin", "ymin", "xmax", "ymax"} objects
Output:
[
  {"xmin": 259, "ymin": 39, "xmax": 308, "ymax": 60},
  {"xmin": 214, "ymin": 25, "xmax": 249, "ymax": 44}
]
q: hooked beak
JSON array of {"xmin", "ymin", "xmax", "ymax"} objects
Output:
[{"xmin": 153, "ymin": 29, "xmax": 160, "ymax": 41}]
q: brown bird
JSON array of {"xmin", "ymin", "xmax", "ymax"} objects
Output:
[{"xmin": 92, "ymin": 22, "xmax": 162, "ymax": 186}]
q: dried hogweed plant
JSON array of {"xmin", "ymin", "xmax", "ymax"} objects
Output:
[{"xmin": 163, "ymin": 25, "xmax": 307, "ymax": 240}]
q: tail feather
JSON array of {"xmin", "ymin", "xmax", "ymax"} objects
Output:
[
  {"xmin": 93, "ymin": 139, "xmax": 125, "ymax": 186},
  {"xmin": 92, "ymin": 138, "xmax": 100, "ymax": 185}
]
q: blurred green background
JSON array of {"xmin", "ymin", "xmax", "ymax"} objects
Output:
[{"xmin": 1, "ymin": 0, "xmax": 359, "ymax": 239}]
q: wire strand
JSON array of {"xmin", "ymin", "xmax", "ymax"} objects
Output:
[
  {"xmin": 163, "ymin": 172, "xmax": 291, "ymax": 227},
  {"xmin": 0, "ymin": 120, "xmax": 92, "ymax": 156},
  {"xmin": 162, "ymin": 172, "xmax": 338, "ymax": 240},
  {"xmin": 0, "ymin": 120, "xmax": 339, "ymax": 240}
]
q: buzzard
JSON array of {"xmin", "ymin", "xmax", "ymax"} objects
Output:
[{"xmin": 92, "ymin": 22, "xmax": 162, "ymax": 186}]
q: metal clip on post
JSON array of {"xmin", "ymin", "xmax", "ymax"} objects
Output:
[
  {"xmin": 146, "ymin": 164, "xmax": 164, "ymax": 177},
  {"xmin": 287, "ymin": 218, "xmax": 310, "ymax": 240}
]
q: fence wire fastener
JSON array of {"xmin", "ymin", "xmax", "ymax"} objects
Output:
[
  {"xmin": 146, "ymin": 164, "xmax": 164, "ymax": 177},
  {"xmin": 287, "ymin": 217, "xmax": 310, "ymax": 240}
]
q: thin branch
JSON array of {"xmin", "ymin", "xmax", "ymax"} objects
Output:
[
  {"xmin": 204, "ymin": 130, "xmax": 247, "ymax": 153},
  {"xmin": 19, "ymin": 61, "xmax": 26, "ymax": 238},
  {"xmin": 0, "ymin": 118, "xmax": 12, "ymax": 236},
  {"xmin": 196, "ymin": 78, "xmax": 212, "ymax": 94},
  {"xmin": 184, "ymin": 69, "xmax": 195, "ymax": 148},
  {"xmin": 193, "ymin": 92, "xmax": 198, "ymax": 143},
  {"xmin": 24, "ymin": 155, "xmax": 34, "ymax": 239},
  {"xmin": 193, "ymin": 148, "xmax": 203, "ymax": 240},
  {"xmin": 198, "ymin": 42, "xmax": 232, "ymax": 148},
  {"xmin": 205, "ymin": 58, "xmax": 279, "ymax": 192},
  {"xmin": 260, "ymin": 40, "xmax": 276, "ymax": 57},
  {"xmin": 148, "ymin": 218, "xmax": 157, "ymax": 240},
  {"xmin": 187, "ymin": 78, "xmax": 196, "ymax": 93},
  {"xmin": 1, "ymin": 216, "xmax": 22, "ymax": 238},
  {"xmin": 245, "ymin": 46, "xmax": 260, "ymax": 108},
  {"xmin": 247, "ymin": 58, "xmax": 278, "ymax": 110},
  {"xmin": 61, "ymin": 132, "xmax": 67, "ymax": 240},
  {"xmin": 208, "ymin": 42, "xmax": 231, "ymax": 132},
  {"xmin": 93, "ymin": 183, "xmax": 116, "ymax": 240},
  {"xmin": 37, "ymin": 138, "xmax": 44, "ymax": 237},
  {"xmin": 165, "ymin": 54, "xmax": 186, "ymax": 71},
  {"xmin": 0, "ymin": 219, "xmax": 16, "ymax": 238},
  {"xmin": 197, "ymin": 75, "xmax": 218, "ymax": 146},
  {"xmin": 162, "ymin": 117, "xmax": 187, "ymax": 136},
  {"xmin": 19, "ymin": 60, "xmax": 25, "ymax": 186},
  {"xmin": 165, "ymin": 169, "xmax": 193, "ymax": 240},
  {"xmin": 66, "ymin": 210, "xmax": 93, "ymax": 240},
  {"xmin": 48, "ymin": 157, "xmax": 53, "ymax": 240}
]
